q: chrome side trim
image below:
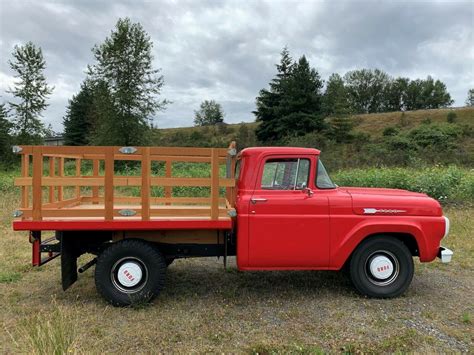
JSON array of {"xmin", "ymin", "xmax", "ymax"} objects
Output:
[{"xmin": 443, "ymin": 216, "xmax": 450, "ymax": 239}]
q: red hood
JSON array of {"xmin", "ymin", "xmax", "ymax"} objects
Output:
[{"xmin": 342, "ymin": 187, "xmax": 442, "ymax": 216}]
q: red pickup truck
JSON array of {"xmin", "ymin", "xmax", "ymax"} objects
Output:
[{"xmin": 12, "ymin": 144, "xmax": 452, "ymax": 306}]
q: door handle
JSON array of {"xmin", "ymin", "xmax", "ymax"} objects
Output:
[{"xmin": 251, "ymin": 198, "xmax": 268, "ymax": 204}]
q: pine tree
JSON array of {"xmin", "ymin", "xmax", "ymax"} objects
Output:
[
  {"xmin": 8, "ymin": 42, "xmax": 53, "ymax": 144},
  {"xmin": 194, "ymin": 100, "xmax": 225, "ymax": 126},
  {"xmin": 63, "ymin": 81, "xmax": 95, "ymax": 145},
  {"xmin": 88, "ymin": 18, "xmax": 167, "ymax": 146},
  {"xmin": 323, "ymin": 74, "xmax": 353, "ymax": 143},
  {"xmin": 254, "ymin": 48, "xmax": 324, "ymax": 143}
]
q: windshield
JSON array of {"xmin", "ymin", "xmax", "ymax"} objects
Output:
[{"xmin": 316, "ymin": 159, "xmax": 336, "ymax": 189}]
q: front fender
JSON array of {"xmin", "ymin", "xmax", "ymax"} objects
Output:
[{"xmin": 330, "ymin": 217, "xmax": 429, "ymax": 269}]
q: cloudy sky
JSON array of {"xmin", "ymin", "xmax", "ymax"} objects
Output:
[{"xmin": 0, "ymin": 0, "xmax": 473, "ymax": 132}]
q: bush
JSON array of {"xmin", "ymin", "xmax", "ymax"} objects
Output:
[
  {"xmin": 383, "ymin": 126, "xmax": 399, "ymax": 136},
  {"xmin": 408, "ymin": 123, "xmax": 462, "ymax": 149},
  {"xmin": 332, "ymin": 166, "xmax": 473, "ymax": 203},
  {"xmin": 447, "ymin": 111, "xmax": 457, "ymax": 123}
]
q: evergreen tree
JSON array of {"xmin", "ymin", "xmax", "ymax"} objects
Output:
[
  {"xmin": 323, "ymin": 73, "xmax": 351, "ymax": 116},
  {"xmin": 88, "ymin": 18, "xmax": 167, "ymax": 146},
  {"xmin": 254, "ymin": 48, "xmax": 324, "ymax": 143},
  {"xmin": 0, "ymin": 103, "xmax": 13, "ymax": 162},
  {"xmin": 7, "ymin": 42, "xmax": 53, "ymax": 144},
  {"xmin": 194, "ymin": 100, "xmax": 225, "ymax": 126},
  {"xmin": 63, "ymin": 81, "xmax": 95, "ymax": 145},
  {"xmin": 466, "ymin": 89, "xmax": 474, "ymax": 107}
]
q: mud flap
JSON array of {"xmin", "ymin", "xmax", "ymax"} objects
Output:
[{"xmin": 61, "ymin": 233, "xmax": 78, "ymax": 291}]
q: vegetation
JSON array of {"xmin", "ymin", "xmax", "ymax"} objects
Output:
[
  {"xmin": 466, "ymin": 88, "xmax": 474, "ymax": 107},
  {"xmin": 87, "ymin": 18, "xmax": 167, "ymax": 146},
  {"xmin": 254, "ymin": 48, "xmax": 324, "ymax": 143},
  {"xmin": 7, "ymin": 41, "xmax": 53, "ymax": 145},
  {"xmin": 194, "ymin": 100, "xmax": 225, "ymax": 126},
  {"xmin": 0, "ymin": 103, "xmax": 14, "ymax": 164}
]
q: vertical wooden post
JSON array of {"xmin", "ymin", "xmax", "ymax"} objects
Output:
[
  {"xmin": 92, "ymin": 159, "xmax": 100, "ymax": 205},
  {"xmin": 57, "ymin": 157, "xmax": 64, "ymax": 201},
  {"xmin": 75, "ymin": 158, "xmax": 82, "ymax": 199},
  {"xmin": 104, "ymin": 148, "xmax": 114, "ymax": 220},
  {"xmin": 48, "ymin": 157, "xmax": 55, "ymax": 203},
  {"xmin": 226, "ymin": 141, "xmax": 237, "ymax": 207},
  {"xmin": 141, "ymin": 148, "xmax": 151, "ymax": 220},
  {"xmin": 21, "ymin": 154, "xmax": 29, "ymax": 208},
  {"xmin": 32, "ymin": 149, "xmax": 43, "ymax": 221},
  {"xmin": 210, "ymin": 148, "xmax": 219, "ymax": 220},
  {"xmin": 165, "ymin": 160, "xmax": 172, "ymax": 205}
]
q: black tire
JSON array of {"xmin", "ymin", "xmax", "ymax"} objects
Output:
[
  {"xmin": 349, "ymin": 236, "xmax": 414, "ymax": 298},
  {"xmin": 95, "ymin": 239, "xmax": 166, "ymax": 307}
]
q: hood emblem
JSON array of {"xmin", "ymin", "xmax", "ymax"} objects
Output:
[{"xmin": 363, "ymin": 208, "xmax": 406, "ymax": 214}]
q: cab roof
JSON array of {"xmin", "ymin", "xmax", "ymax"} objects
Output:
[{"xmin": 240, "ymin": 146, "xmax": 321, "ymax": 157}]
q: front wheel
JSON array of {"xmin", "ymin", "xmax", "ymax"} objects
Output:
[
  {"xmin": 95, "ymin": 239, "xmax": 166, "ymax": 306},
  {"xmin": 349, "ymin": 237, "xmax": 414, "ymax": 298}
]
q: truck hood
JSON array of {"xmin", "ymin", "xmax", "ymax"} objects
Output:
[{"xmin": 342, "ymin": 187, "xmax": 442, "ymax": 216}]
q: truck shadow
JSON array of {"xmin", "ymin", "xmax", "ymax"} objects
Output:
[{"xmin": 162, "ymin": 258, "xmax": 355, "ymax": 301}]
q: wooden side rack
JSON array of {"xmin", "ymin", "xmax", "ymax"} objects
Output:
[{"xmin": 13, "ymin": 143, "xmax": 237, "ymax": 224}]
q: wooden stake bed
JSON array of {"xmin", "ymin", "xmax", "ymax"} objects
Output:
[{"xmin": 12, "ymin": 144, "xmax": 237, "ymax": 231}]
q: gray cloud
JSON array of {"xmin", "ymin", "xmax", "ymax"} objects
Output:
[{"xmin": 0, "ymin": 0, "xmax": 472, "ymax": 132}]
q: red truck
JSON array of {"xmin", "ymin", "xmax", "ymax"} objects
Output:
[{"xmin": 12, "ymin": 144, "xmax": 452, "ymax": 306}]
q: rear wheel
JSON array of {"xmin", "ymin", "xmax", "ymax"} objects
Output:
[
  {"xmin": 349, "ymin": 237, "xmax": 414, "ymax": 298},
  {"xmin": 95, "ymin": 239, "xmax": 166, "ymax": 306}
]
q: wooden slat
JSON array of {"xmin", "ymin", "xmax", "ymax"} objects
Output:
[
  {"xmin": 15, "ymin": 176, "xmax": 236, "ymax": 187},
  {"xmin": 21, "ymin": 154, "xmax": 29, "ymax": 208},
  {"xmin": 58, "ymin": 157, "xmax": 64, "ymax": 201},
  {"xmin": 210, "ymin": 148, "xmax": 219, "ymax": 220},
  {"xmin": 104, "ymin": 148, "xmax": 114, "ymax": 220},
  {"xmin": 141, "ymin": 147, "xmax": 150, "ymax": 220},
  {"xmin": 42, "ymin": 197, "xmax": 82, "ymax": 209},
  {"xmin": 150, "ymin": 146, "xmax": 228, "ymax": 157},
  {"xmin": 75, "ymin": 159, "xmax": 81, "ymax": 198},
  {"xmin": 82, "ymin": 196, "xmax": 227, "ymax": 205},
  {"xmin": 92, "ymin": 159, "xmax": 100, "ymax": 205},
  {"xmin": 48, "ymin": 157, "xmax": 55, "ymax": 203},
  {"xmin": 32, "ymin": 149, "xmax": 43, "ymax": 221},
  {"xmin": 165, "ymin": 160, "xmax": 172, "ymax": 205}
]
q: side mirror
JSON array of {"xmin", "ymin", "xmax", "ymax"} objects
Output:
[{"xmin": 302, "ymin": 187, "xmax": 314, "ymax": 197}]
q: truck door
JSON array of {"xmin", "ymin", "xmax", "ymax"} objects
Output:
[{"xmin": 248, "ymin": 155, "xmax": 330, "ymax": 268}]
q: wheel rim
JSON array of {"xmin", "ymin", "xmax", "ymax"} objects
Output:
[
  {"xmin": 111, "ymin": 257, "xmax": 148, "ymax": 293},
  {"xmin": 364, "ymin": 250, "xmax": 400, "ymax": 286}
]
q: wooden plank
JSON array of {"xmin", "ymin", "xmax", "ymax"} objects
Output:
[
  {"xmin": 165, "ymin": 160, "xmax": 172, "ymax": 205},
  {"xmin": 42, "ymin": 197, "xmax": 82, "ymax": 209},
  {"xmin": 104, "ymin": 148, "xmax": 114, "ymax": 220},
  {"xmin": 32, "ymin": 149, "xmax": 43, "ymax": 221},
  {"xmin": 92, "ymin": 159, "xmax": 100, "ymax": 205},
  {"xmin": 141, "ymin": 147, "xmax": 151, "ymax": 220},
  {"xmin": 15, "ymin": 176, "xmax": 236, "ymax": 188},
  {"xmin": 210, "ymin": 148, "xmax": 219, "ymax": 220},
  {"xmin": 82, "ymin": 196, "xmax": 227, "ymax": 205},
  {"xmin": 75, "ymin": 159, "xmax": 82, "ymax": 198},
  {"xmin": 150, "ymin": 147, "xmax": 228, "ymax": 157},
  {"xmin": 21, "ymin": 154, "xmax": 29, "ymax": 208},
  {"xmin": 48, "ymin": 157, "xmax": 56, "ymax": 203},
  {"xmin": 58, "ymin": 157, "xmax": 64, "ymax": 201}
]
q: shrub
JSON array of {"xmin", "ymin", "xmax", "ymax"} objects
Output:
[
  {"xmin": 383, "ymin": 126, "xmax": 399, "ymax": 136},
  {"xmin": 447, "ymin": 111, "xmax": 457, "ymax": 123}
]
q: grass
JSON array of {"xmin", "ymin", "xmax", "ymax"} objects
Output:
[{"xmin": 0, "ymin": 165, "xmax": 473, "ymax": 353}]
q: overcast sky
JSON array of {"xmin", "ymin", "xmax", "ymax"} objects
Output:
[{"xmin": 0, "ymin": 0, "xmax": 473, "ymax": 132}]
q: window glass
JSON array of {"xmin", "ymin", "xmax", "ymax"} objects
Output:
[
  {"xmin": 316, "ymin": 159, "xmax": 336, "ymax": 189},
  {"xmin": 261, "ymin": 158, "xmax": 309, "ymax": 190}
]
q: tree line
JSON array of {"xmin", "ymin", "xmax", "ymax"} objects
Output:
[
  {"xmin": 254, "ymin": 47, "xmax": 456, "ymax": 143},
  {"xmin": 1, "ymin": 18, "xmax": 472, "ymax": 165}
]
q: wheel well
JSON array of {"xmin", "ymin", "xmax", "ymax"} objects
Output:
[{"xmin": 342, "ymin": 232, "xmax": 419, "ymax": 270}]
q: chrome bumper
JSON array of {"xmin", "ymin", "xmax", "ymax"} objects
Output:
[{"xmin": 438, "ymin": 247, "xmax": 453, "ymax": 263}]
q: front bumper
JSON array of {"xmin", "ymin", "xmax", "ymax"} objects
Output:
[{"xmin": 438, "ymin": 247, "xmax": 453, "ymax": 263}]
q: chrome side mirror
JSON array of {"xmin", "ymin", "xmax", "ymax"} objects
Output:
[{"xmin": 302, "ymin": 187, "xmax": 314, "ymax": 197}]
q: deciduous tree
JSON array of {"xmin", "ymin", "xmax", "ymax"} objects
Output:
[{"xmin": 194, "ymin": 100, "xmax": 224, "ymax": 126}]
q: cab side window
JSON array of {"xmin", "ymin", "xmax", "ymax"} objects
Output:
[{"xmin": 261, "ymin": 158, "xmax": 310, "ymax": 190}]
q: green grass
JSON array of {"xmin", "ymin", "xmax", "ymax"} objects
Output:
[{"xmin": 332, "ymin": 165, "xmax": 474, "ymax": 204}]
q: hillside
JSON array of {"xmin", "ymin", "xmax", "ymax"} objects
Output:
[{"xmin": 154, "ymin": 107, "xmax": 473, "ymax": 142}]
